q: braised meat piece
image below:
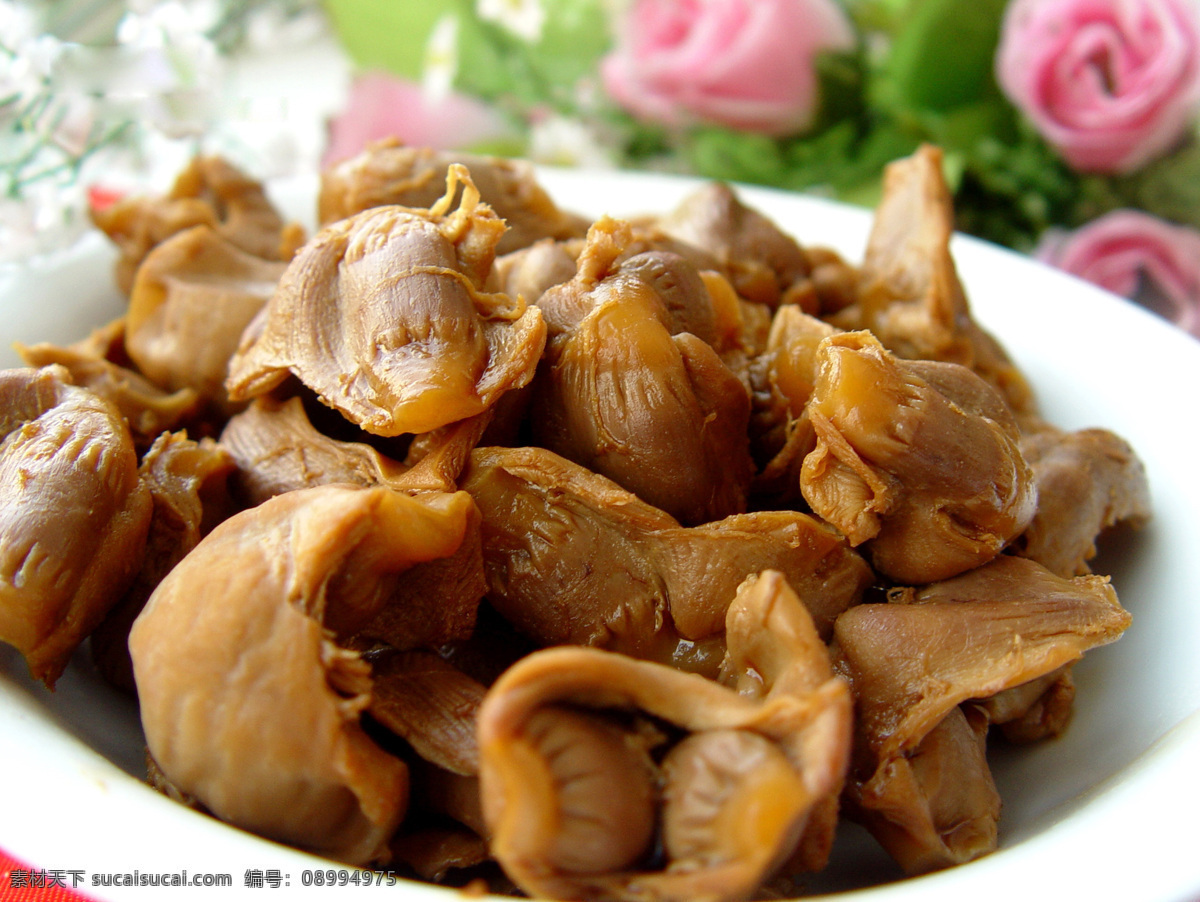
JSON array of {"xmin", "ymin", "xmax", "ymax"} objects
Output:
[
  {"xmin": 1014, "ymin": 424, "xmax": 1152, "ymax": 577},
  {"xmin": 366, "ymin": 648, "xmax": 493, "ymax": 882},
  {"xmin": 717, "ymin": 570, "xmax": 852, "ymax": 873},
  {"xmin": 462, "ymin": 446, "xmax": 871, "ymax": 671},
  {"xmin": 366, "ymin": 648, "xmax": 487, "ymax": 778},
  {"xmin": 126, "ymin": 225, "xmax": 286, "ymax": 416},
  {"xmin": 851, "ymin": 704, "xmax": 1000, "ymax": 875},
  {"xmin": 318, "ymin": 140, "xmax": 589, "ymax": 255},
  {"xmin": 475, "ymin": 576, "xmax": 851, "ymax": 902},
  {"xmin": 850, "ymin": 145, "xmax": 1035, "ymax": 415},
  {"xmin": 655, "ymin": 181, "xmax": 814, "ymax": 309},
  {"xmin": 129, "ymin": 484, "xmax": 478, "ymax": 864},
  {"xmin": 532, "ymin": 217, "xmax": 754, "ymax": 524},
  {"xmin": 838, "ymin": 555, "xmax": 1131, "ymax": 759},
  {"xmin": 228, "ymin": 166, "xmax": 547, "ymax": 437},
  {"xmin": 220, "ymin": 395, "xmax": 490, "ymax": 505},
  {"xmin": 0, "ymin": 366, "xmax": 152, "ymax": 685},
  {"xmin": 801, "ymin": 330, "xmax": 1037, "ymax": 584},
  {"xmin": 16, "ymin": 322, "xmax": 201, "ymax": 450},
  {"xmin": 748, "ymin": 305, "xmax": 838, "ymax": 499},
  {"xmin": 976, "ymin": 663, "xmax": 1076, "ymax": 743},
  {"xmin": 833, "ymin": 555, "xmax": 1132, "ymax": 872},
  {"xmin": 490, "ymin": 237, "xmax": 583, "ymax": 305},
  {"xmin": 91, "ymin": 154, "xmax": 300, "ymax": 294},
  {"xmin": 90, "ymin": 431, "xmax": 237, "ymax": 691}
]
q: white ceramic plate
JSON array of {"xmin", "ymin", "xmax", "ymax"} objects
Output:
[{"xmin": 2, "ymin": 168, "xmax": 1200, "ymax": 902}]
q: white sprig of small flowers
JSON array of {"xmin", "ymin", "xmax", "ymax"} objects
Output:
[{"xmin": 0, "ymin": 0, "xmax": 334, "ymax": 265}]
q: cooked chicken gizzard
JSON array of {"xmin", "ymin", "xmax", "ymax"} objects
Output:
[
  {"xmin": 16, "ymin": 320, "xmax": 202, "ymax": 450},
  {"xmin": 476, "ymin": 572, "xmax": 852, "ymax": 902},
  {"xmin": 0, "ymin": 366, "xmax": 152, "ymax": 685},
  {"xmin": 219, "ymin": 394, "xmax": 490, "ymax": 506},
  {"xmin": 1014, "ymin": 424, "xmax": 1152, "ymax": 577},
  {"xmin": 532, "ymin": 216, "xmax": 755, "ymax": 524},
  {"xmin": 849, "ymin": 145, "xmax": 1035, "ymax": 415},
  {"xmin": 91, "ymin": 154, "xmax": 302, "ymax": 295},
  {"xmin": 834, "ymin": 555, "xmax": 1132, "ymax": 873},
  {"xmin": 126, "ymin": 225, "xmax": 287, "ymax": 416},
  {"xmin": 462, "ymin": 445, "xmax": 872, "ymax": 672},
  {"xmin": 227, "ymin": 166, "xmax": 546, "ymax": 438},
  {"xmin": 90, "ymin": 431, "xmax": 237, "ymax": 691},
  {"xmin": 656, "ymin": 180, "xmax": 822, "ymax": 311},
  {"xmin": 129, "ymin": 484, "xmax": 479, "ymax": 865},
  {"xmin": 318, "ymin": 140, "xmax": 590, "ymax": 255},
  {"xmin": 801, "ymin": 330, "xmax": 1037, "ymax": 584},
  {"xmin": 747, "ymin": 305, "xmax": 838, "ymax": 500}
]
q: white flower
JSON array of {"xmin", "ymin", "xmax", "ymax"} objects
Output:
[
  {"xmin": 244, "ymin": 5, "xmax": 328, "ymax": 51},
  {"xmin": 39, "ymin": 93, "xmax": 96, "ymax": 158},
  {"xmin": 529, "ymin": 114, "xmax": 613, "ymax": 169},
  {"xmin": 423, "ymin": 13, "xmax": 460, "ymax": 101},
  {"xmin": 476, "ymin": 0, "xmax": 546, "ymax": 43},
  {"xmin": 0, "ymin": 2, "xmax": 42, "ymax": 48}
]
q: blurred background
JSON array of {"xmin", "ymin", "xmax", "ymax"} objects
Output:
[{"xmin": 3, "ymin": 0, "xmax": 1200, "ymax": 337}]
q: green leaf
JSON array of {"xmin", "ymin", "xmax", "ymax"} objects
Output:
[
  {"xmin": 809, "ymin": 48, "xmax": 870, "ymax": 134},
  {"xmin": 879, "ymin": 0, "xmax": 1008, "ymax": 114},
  {"xmin": 321, "ymin": 0, "xmax": 445, "ymax": 79},
  {"xmin": 951, "ymin": 129, "xmax": 1083, "ymax": 249},
  {"xmin": 535, "ymin": 0, "xmax": 613, "ymax": 88},
  {"xmin": 452, "ymin": 0, "xmax": 613, "ymax": 114},
  {"xmin": 1095, "ymin": 138, "xmax": 1200, "ymax": 230},
  {"xmin": 685, "ymin": 128, "xmax": 791, "ymax": 187}
]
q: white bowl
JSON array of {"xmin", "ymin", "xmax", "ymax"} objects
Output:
[{"xmin": 2, "ymin": 168, "xmax": 1199, "ymax": 902}]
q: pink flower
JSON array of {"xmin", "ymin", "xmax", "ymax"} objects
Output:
[
  {"xmin": 323, "ymin": 72, "xmax": 514, "ymax": 167},
  {"xmin": 599, "ymin": 0, "xmax": 856, "ymax": 137},
  {"xmin": 995, "ymin": 0, "xmax": 1200, "ymax": 174},
  {"xmin": 1036, "ymin": 209, "xmax": 1200, "ymax": 336}
]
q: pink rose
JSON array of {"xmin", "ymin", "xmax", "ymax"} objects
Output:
[
  {"xmin": 323, "ymin": 73, "xmax": 513, "ymax": 167},
  {"xmin": 995, "ymin": 0, "xmax": 1200, "ymax": 174},
  {"xmin": 599, "ymin": 0, "xmax": 856, "ymax": 137},
  {"xmin": 1036, "ymin": 209, "xmax": 1200, "ymax": 337}
]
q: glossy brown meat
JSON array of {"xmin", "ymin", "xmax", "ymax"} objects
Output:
[
  {"xmin": 836, "ymin": 555, "xmax": 1131, "ymax": 760},
  {"xmin": 717, "ymin": 570, "xmax": 852, "ymax": 873},
  {"xmin": 977, "ymin": 664, "xmax": 1076, "ymax": 742},
  {"xmin": 389, "ymin": 827, "xmax": 492, "ymax": 885},
  {"xmin": 0, "ymin": 366, "xmax": 152, "ymax": 685},
  {"xmin": 16, "ymin": 327, "xmax": 201, "ymax": 450},
  {"xmin": 748, "ymin": 305, "xmax": 837, "ymax": 497},
  {"xmin": 834, "ymin": 555, "xmax": 1131, "ymax": 873},
  {"xmin": 366, "ymin": 648, "xmax": 486, "ymax": 777},
  {"xmin": 801, "ymin": 330, "xmax": 1037, "ymax": 584},
  {"xmin": 462, "ymin": 446, "xmax": 871, "ymax": 671},
  {"xmin": 852, "ymin": 145, "xmax": 1035, "ymax": 415},
  {"xmin": 129, "ymin": 484, "xmax": 478, "ymax": 864},
  {"xmin": 127, "ymin": 225, "xmax": 286, "ymax": 415},
  {"xmin": 532, "ymin": 218, "xmax": 754, "ymax": 524},
  {"xmin": 476, "ymin": 623, "xmax": 851, "ymax": 902},
  {"xmin": 228, "ymin": 167, "xmax": 547, "ymax": 437},
  {"xmin": 90, "ymin": 431, "xmax": 237, "ymax": 691},
  {"xmin": 850, "ymin": 704, "xmax": 999, "ymax": 874},
  {"xmin": 91, "ymin": 154, "xmax": 298, "ymax": 294},
  {"xmin": 656, "ymin": 181, "xmax": 813, "ymax": 308},
  {"xmin": 351, "ymin": 501, "xmax": 487, "ymax": 654},
  {"xmin": 219, "ymin": 395, "xmax": 489, "ymax": 505},
  {"xmin": 1014, "ymin": 424, "xmax": 1151, "ymax": 577},
  {"xmin": 490, "ymin": 237, "xmax": 582, "ymax": 304},
  {"xmin": 318, "ymin": 140, "xmax": 589, "ymax": 255}
]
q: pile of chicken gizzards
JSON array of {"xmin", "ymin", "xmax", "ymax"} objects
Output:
[{"xmin": 0, "ymin": 139, "xmax": 1150, "ymax": 901}]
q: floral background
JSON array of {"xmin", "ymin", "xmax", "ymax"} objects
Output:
[{"xmin": 4, "ymin": 0, "xmax": 1200, "ymax": 339}]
